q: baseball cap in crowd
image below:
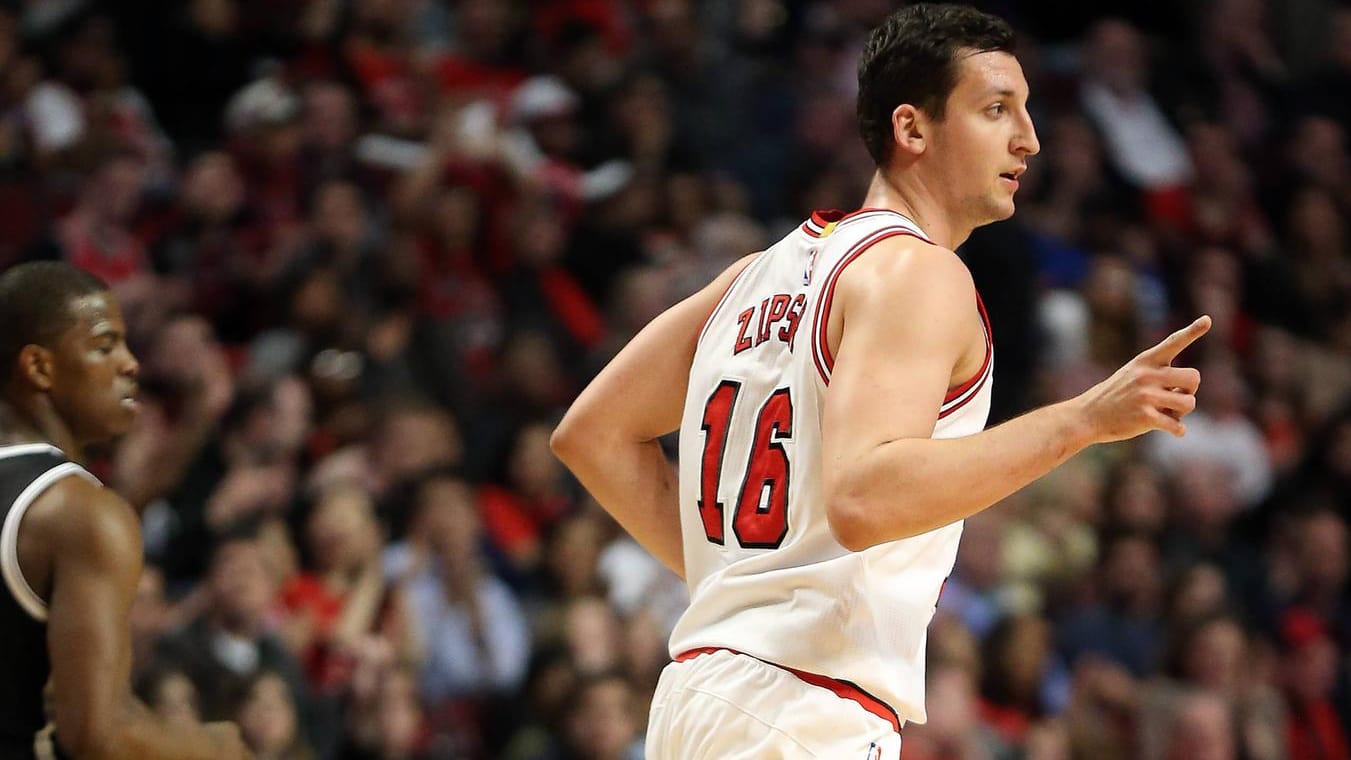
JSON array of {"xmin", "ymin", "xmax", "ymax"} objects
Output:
[
  {"xmin": 225, "ymin": 76, "xmax": 301, "ymax": 134},
  {"xmin": 510, "ymin": 76, "xmax": 579, "ymax": 125}
]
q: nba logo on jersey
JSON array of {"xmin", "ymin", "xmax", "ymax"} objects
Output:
[
  {"xmin": 866, "ymin": 742, "xmax": 882, "ymax": 760},
  {"xmin": 803, "ymin": 221, "xmax": 837, "ymax": 285}
]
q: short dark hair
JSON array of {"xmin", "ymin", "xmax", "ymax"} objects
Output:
[
  {"xmin": 857, "ymin": 3, "xmax": 1016, "ymax": 165},
  {"xmin": 0, "ymin": 262, "xmax": 109, "ymax": 375}
]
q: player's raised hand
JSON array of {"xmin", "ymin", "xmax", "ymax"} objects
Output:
[
  {"xmin": 1138, "ymin": 315, "xmax": 1214, "ymax": 368},
  {"xmin": 1075, "ymin": 316, "xmax": 1211, "ymax": 443}
]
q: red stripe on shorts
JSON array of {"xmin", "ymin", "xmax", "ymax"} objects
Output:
[{"xmin": 673, "ymin": 646, "xmax": 902, "ymax": 736}]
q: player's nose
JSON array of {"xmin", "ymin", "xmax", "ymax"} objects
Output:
[
  {"xmin": 1015, "ymin": 110, "xmax": 1040, "ymax": 157},
  {"xmin": 118, "ymin": 346, "xmax": 140, "ymax": 378}
]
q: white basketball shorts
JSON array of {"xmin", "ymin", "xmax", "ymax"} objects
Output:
[{"xmin": 646, "ymin": 647, "xmax": 903, "ymax": 760}]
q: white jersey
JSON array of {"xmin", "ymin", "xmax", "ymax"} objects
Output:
[{"xmin": 670, "ymin": 208, "xmax": 993, "ymax": 726}]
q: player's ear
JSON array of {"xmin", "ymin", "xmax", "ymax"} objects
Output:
[
  {"xmin": 890, "ymin": 104, "xmax": 926, "ymax": 158},
  {"xmin": 17, "ymin": 344, "xmax": 55, "ymax": 393}
]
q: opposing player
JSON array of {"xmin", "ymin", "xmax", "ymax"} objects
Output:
[
  {"xmin": 552, "ymin": 5, "xmax": 1208, "ymax": 758},
  {"xmin": 0, "ymin": 262, "xmax": 252, "ymax": 759}
]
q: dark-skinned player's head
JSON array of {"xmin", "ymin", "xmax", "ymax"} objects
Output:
[
  {"xmin": 857, "ymin": 4, "xmax": 1016, "ymax": 166},
  {"xmin": 0, "ymin": 262, "xmax": 140, "ymax": 444}
]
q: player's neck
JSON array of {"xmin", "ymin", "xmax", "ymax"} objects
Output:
[
  {"xmin": 0, "ymin": 395, "xmax": 82, "ymax": 462},
  {"xmin": 862, "ymin": 171, "xmax": 973, "ymax": 250}
]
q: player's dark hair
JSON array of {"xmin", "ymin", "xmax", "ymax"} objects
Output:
[
  {"xmin": 857, "ymin": 3, "xmax": 1016, "ymax": 166},
  {"xmin": 0, "ymin": 262, "xmax": 109, "ymax": 377}
]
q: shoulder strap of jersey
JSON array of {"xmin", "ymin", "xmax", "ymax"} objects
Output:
[
  {"xmin": 808, "ymin": 221, "xmax": 933, "ymax": 384},
  {"xmin": 0, "ymin": 456, "xmax": 101, "ymax": 622}
]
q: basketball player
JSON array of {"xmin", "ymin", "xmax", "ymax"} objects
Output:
[
  {"xmin": 0, "ymin": 262, "xmax": 252, "ymax": 759},
  {"xmin": 552, "ymin": 5, "xmax": 1208, "ymax": 758}
]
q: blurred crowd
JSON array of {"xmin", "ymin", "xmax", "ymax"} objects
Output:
[{"xmin": 0, "ymin": 0, "xmax": 1348, "ymax": 758}]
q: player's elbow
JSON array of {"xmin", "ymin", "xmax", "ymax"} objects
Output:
[
  {"xmin": 826, "ymin": 482, "xmax": 924, "ymax": 551},
  {"xmin": 550, "ymin": 411, "xmax": 585, "ymax": 466},
  {"xmin": 550, "ymin": 410, "xmax": 603, "ymax": 471},
  {"xmin": 552, "ymin": 401, "xmax": 638, "ymax": 471},
  {"xmin": 826, "ymin": 484, "xmax": 888, "ymax": 551}
]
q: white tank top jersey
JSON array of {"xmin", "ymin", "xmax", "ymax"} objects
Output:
[{"xmin": 669, "ymin": 207, "xmax": 993, "ymax": 727}]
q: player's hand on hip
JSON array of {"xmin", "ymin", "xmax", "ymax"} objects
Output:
[{"xmin": 1076, "ymin": 316, "xmax": 1210, "ymax": 443}]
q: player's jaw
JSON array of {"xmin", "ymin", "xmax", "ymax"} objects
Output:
[
  {"xmin": 65, "ymin": 382, "xmax": 139, "ymax": 445},
  {"xmin": 65, "ymin": 356, "xmax": 141, "ymax": 444},
  {"xmin": 956, "ymin": 159, "xmax": 1022, "ymax": 226},
  {"xmin": 942, "ymin": 125, "xmax": 1036, "ymax": 226}
]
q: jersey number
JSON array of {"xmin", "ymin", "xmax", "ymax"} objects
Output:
[{"xmin": 697, "ymin": 381, "xmax": 793, "ymax": 549}]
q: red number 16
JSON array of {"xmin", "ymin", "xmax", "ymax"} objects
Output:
[{"xmin": 697, "ymin": 381, "xmax": 794, "ymax": 549}]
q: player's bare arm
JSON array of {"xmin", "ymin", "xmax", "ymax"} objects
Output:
[
  {"xmin": 822, "ymin": 235, "xmax": 1208, "ymax": 550},
  {"xmin": 25, "ymin": 477, "xmax": 253, "ymax": 760},
  {"xmin": 552, "ymin": 254, "xmax": 758, "ymax": 578}
]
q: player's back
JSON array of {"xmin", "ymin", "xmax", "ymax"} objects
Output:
[
  {"xmin": 0, "ymin": 442, "xmax": 97, "ymax": 758},
  {"xmin": 671, "ymin": 208, "xmax": 992, "ymax": 724}
]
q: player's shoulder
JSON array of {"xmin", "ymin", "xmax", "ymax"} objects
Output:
[
  {"xmin": 837, "ymin": 232, "xmax": 974, "ymax": 302},
  {"xmin": 26, "ymin": 473, "xmax": 139, "ymax": 561}
]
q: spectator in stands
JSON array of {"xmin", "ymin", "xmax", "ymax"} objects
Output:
[{"xmin": 157, "ymin": 524, "xmax": 335, "ymax": 756}]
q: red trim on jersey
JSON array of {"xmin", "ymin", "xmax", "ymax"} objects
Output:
[
  {"xmin": 799, "ymin": 207, "xmax": 929, "ymax": 240},
  {"xmin": 802, "ymin": 208, "xmax": 910, "ymax": 238},
  {"xmin": 977, "ymin": 291, "xmax": 992, "ymax": 342},
  {"xmin": 937, "ymin": 292, "xmax": 994, "ymax": 419},
  {"xmin": 942, "ymin": 293, "xmax": 993, "ymax": 403},
  {"xmin": 674, "ymin": 647, "xmax": 903, "ymax": 737},
  {"xmin": 698, "ymin": 253, "xmax": 763, "ymax": 345},
  {"xmin": 811, "ymin": 227, "xmax": 929, "ymax": 384},
  {"xmin": 816, "ymin": 207, "xmax": 898, "ymax": 226},
  {"xmin": 938, "ymin": 365, "xmax": 990, "ymax": 420}
]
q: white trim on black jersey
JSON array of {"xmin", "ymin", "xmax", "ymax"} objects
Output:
[
  {"xmin": 0, "ymin": 444, "xmax": 63, "ymax": 461},
  {"xmin": 1, "ymin": 462, "xmax": 100, "ymax": 622}
]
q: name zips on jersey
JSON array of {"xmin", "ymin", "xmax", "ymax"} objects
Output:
[{"xmin": 732, "ymin": 293, "xmax": 809, "ymax": 355}]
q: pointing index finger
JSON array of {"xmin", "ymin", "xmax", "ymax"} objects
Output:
[{"xmin": 1144, "ymin": 316, "xmax": 1212, "ymax": 365}]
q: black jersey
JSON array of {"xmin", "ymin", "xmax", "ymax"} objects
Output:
[{"xmin": 0, "ymin": 443, "xmax": 96, "ymax": 759}]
